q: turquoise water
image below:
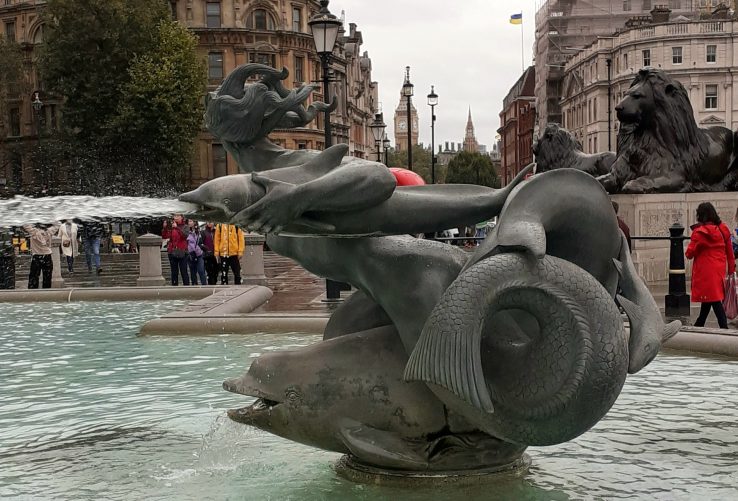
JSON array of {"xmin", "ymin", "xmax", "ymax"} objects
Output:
[{"xmin": 1, "ymin": 302, "xmax": 738, "ymax": 500}]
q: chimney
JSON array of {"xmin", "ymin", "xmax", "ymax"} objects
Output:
[
  {"xmin": 458, "ymin": 143, "xmax": 462, "ymax": 151},
  {"xmin": 650, "ymin": 6, "xmax": 671, "ymax": 24},
  {"xmin": 445, "ymin": 141, "xmax": 449, "ymax": 151},
  {"xmin": 438, "ymin": 144, "xmax": 442, "ymax": 153}
]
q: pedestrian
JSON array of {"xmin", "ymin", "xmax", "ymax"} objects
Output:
[
  {"xmin": 23, "ymin": 222, "xmax": 60, "ymax": 289},
  {"xmin": 612, "ymin": 201, "xmax": 632, "ymax": 251},
  {"xmin": 201, "ymin": 222, "xmax": 218, "ymax": 285},
  {"xmin": 162, "ymin": 215, "xmax": 190, "ymax": 286},
  {"xmin": 0, "ymin": 227, "xmax": 15, "ymax": 289},
  {"xmin": 58, "ymin": 219, "xmax": 79, "ymax": 274},
  {"xmin": 214, "ymin": 223, "xmax": 244, "ymax": 285},
  {"xmin": 187, "ymin": 220, "xmax": 207, "ymax": 285},
  {"xmin": 81, "ymin": 221, "xmax": 104, "ymax": 274},
  {"xmin": 685, "ymin": 202, "xmax": 736, "ymax": 329}
]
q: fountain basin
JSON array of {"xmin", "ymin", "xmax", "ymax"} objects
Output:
[{"xmin": 1, "ymin": 301, "xmax": 737, "ymax": 499}]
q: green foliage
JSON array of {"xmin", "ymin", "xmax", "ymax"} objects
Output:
[
  {"xmin": 108, "ymin": 20, "xmax": 207, "ymax": 187},
  {"xmin": 445, "ymin": 151, "xmax": 499, "ymax": 188},
  {"xmin": 36, "ymin": 0, "xmax": 205, "ymax": 194},
  {"xmin": 388, "ymin": 145, "xmax": 446, "ymax": 184},
  {"xmin": 40, "ymin": 0, "xmax": 169, "ymax": 137}
]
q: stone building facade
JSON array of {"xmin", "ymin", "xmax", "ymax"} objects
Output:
[
  {"xmin": 0, "ymin": 0, "xmax": 57, "ymax": 195},
  {"xmin": 534, "ymin": 0, "xmax": 698, "ymax": 132},
  {"xmin": 498, "ymin": 66, "xmax": 535, "ymax": 186},
  {"xmin": 178, "ymin": 0, "xmax": 379, "ymax": 187},
  {"xmin": 560, "ymin": 13, "xmax": 738, "ymax": 154},
  {"xmin": 0, "ymin": 0, "xmax": 379, "ymax": 193}
]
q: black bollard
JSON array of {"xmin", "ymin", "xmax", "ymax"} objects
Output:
[
  {"xmin": 665, "ymin": 223, "xmax": 690, "ymax": 317},
  {"xmin": 0, "ymin": 230, "xmax": 15, "ymax": 289}
]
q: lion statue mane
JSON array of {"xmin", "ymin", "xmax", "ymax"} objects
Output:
[
  {"xmin": 598, "ymin": 67, "xmax": 738, "ymax": 193},
  {"xmin": 533, "ymin": 123, "xmax": 615, "ymax": 176}
]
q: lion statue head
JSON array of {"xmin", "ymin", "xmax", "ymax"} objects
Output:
[
  {"xmin": 533, "ymin": 123, "xmax": 584, "ymax": 173},
  {"xmin": 607, "ymin": 67, "xmax": 716, "ymax": 192}
]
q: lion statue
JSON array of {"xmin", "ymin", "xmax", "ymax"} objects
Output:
[
  {"xmin": 533, "ymin": 123, "xmax": 615, "ymax": 176},
  {"xmin": 598, "ymin": 67, "xmax": 738, "ymax": 193}
]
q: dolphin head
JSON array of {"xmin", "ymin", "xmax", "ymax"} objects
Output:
[
  {"xmin": 179, "ymin": 175, "xmax": 263, "ymax": 223},
  {"xmin": 223, "ymin": 326, "xmax": 447, "ymax": 456}
]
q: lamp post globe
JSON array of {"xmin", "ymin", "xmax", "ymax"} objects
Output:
[
  {"xmin": 369, "ymin": 112, "xmax": 386, "ymax": 162},
  {"xmin": 427, "ymin": 85, "xmax": 438, "ymax": 184}
]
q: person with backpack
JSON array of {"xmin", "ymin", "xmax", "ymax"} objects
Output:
[
  {"xmin": 23, "ymin": 223, "xmax": 60, "ymax": 289},
  {"xmin": 685, "ymin": 202, "xmax": 736, "ymax": 328}
]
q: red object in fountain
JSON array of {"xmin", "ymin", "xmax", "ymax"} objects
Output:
[{"xmin": 389, "ymin": 168, "xmax": 426, "ymax": 186}]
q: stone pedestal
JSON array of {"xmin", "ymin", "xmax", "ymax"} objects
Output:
[
  {"xmin": 612, "ymin": 192, "xmax": 738, "ymax": 287},
  {"xmin": 136, "ymin": 233, "xmax": 166, "ymax": 287},
  {"xmin": 240, "ymin": 233, "xmax": 267, "ymax": 286},
  {"xmin": 51, "ymin": 236, "xmax": 65, "ymax": 288}
]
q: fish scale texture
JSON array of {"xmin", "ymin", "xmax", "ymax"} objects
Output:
[{"xmin": 405, "ymin": 252, "xmax": 628, "ymax": 446}]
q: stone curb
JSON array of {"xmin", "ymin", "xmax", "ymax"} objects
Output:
[
  {"xmin": 138, "ymin": 313, "xmax": 329, "ymax": 336},
  {"xmin": 664, "ymin": 326, "xmax": 738, "ymax": 358},
  {"xmin": 0, "ymin": 286, "xmax": 232, "ymax": 303}
]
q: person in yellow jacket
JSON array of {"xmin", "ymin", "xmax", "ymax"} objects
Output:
[{"xmin": 214, "ymin": 223, "xmax": 245, "ymax": 285}]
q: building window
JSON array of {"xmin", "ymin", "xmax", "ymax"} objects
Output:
[
  {"xmin": 206, "ymin": 2, "xmax": 221, "ymax": 28},
  {"xmin": 248, "ymin": 9, "xmax": 275, "ymax": 30},
  {"xmin": 5, "ymin": 21, "xmax": 15, "ymax": 42},
  {"xmin": 643, "ymin": 0, "xmax": 651, "ymax": 9},
  {"xmin": 8, "ymin": 107, "xmax": 20, "ymax": 137},
  {"xmin": 623, "ymin": 0, "xmax": 631, "ymax": 11},
  {"xmin": 249, "ymin": 52, "xmax": 276, "ymax": 67},
  {"xmin": 669, "ymin": 0, "xmax": 681, "ymax": 8},
  {"xmin": 623, "ymin": 53, "xmax": 628, "ymax": 69},
  {"xmin": 170, "ymin": 1, "xmax": 177, "ymax": 20},
  {"xmin": 292, "ymin": 7, "xmax": 302, "ymax": 32},
  {"xmin": 32, "ymin": 24, "xmax": 44, "ymax": 44},
  {"xmin": 672, "ymin": 46, "xmax": 683, "ymax": 64},
  {"xmin": 705, "ymin": 84, "xmax": 718, "ymax": 110},
  {"xmin": 208, "ymin": 52, "xmax": 224, "ymax": 80},
  {"xmin": 642, "ymin": 49, "xmax": 651, "ymax": 66},
  {"xmin": 294, "ymin": 56, "xmax": 304, "ymax": 83},
  {"xmin": 706, "ymin": 45, "xmax": 717, "ymax": 63},
  {"xmin": 212, "ymin": 144, "xmax": 227, "ymax": 178}
]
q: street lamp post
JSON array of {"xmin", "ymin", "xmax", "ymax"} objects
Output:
[
  {"xmin": 402, "ymin": 66, "xmax": 414, "ymax": 171},
  {"xmin": 308, "ymin": 0, "xmax": 344, "ymax": 302},
  {"xmin": 369, "ymin": 112, "xmax": 386, "ymax": 162},
  {"xmin": 382, "ymin": 134, "xmax": 390, "ymax": 166},
  {"xmin": 309, "ymin": 0, "xmax": 341, "ymax": 151},
  {"xmin": 606, "ymin": 58, "xmax": 612, "ymax": 151},
  {"xmin": 31, "ymin": 93, "xmax": 45, "ymax": 191},
  {"xmin": 427, "ymin": 86, "xmax": 438, "ymax": 184}
]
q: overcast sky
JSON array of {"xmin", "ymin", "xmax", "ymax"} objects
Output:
[{"xmin": 330, "ymin": 0, "xmax": 538, "ymax": 150}]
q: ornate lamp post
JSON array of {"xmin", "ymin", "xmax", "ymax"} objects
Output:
[
  {"xmin": 427, "ymin": 85, "xmax": 438, "ymax": 184},
  {"xmin": 308, "ymin": 0, "xmax": 341, "ymax": 150},
  {"xmin": 382, "ymin": 134, "xmax": 390, "ymax": 166},
  {"xmin": 369, "ymin": 112, "xmax": 386, "ymax": 162},
  {"xmin": 31, "ymin": 92, "xmax": 45, "ymax": 190},
  {"xmin": 309, "ymin": 0, "xmax": 344, "ymax": 301},
  {"xmin": 402, "ymin": 66, "xmax": 414, "ymax": 171}
]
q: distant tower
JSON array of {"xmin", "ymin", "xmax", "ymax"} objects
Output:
[
  {"xmin": 463, "ymin": 108, "xmax": 479, "ymax": 153},
  {"xmin": 393, "ymin": 73, "xmax": 419, "ymax": 152}
]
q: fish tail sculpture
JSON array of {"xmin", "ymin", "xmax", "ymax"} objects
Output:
[{"xmin": 405, "ymin": 252, "xmax": 628, "ymax": 446}]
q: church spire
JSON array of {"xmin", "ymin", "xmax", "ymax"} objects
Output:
[{"xmin": 463, "ymin": 107, "xmax": 478, "ymax": 152}]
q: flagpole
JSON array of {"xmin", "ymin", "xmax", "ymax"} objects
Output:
[{"xmin": 521, "ymin": 12, "xmax": 525, "ymax": 72}]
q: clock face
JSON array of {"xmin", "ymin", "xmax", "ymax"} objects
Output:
[{"xmin": 398, "ymin": 120, "xmax": 407, "ymax": 131}]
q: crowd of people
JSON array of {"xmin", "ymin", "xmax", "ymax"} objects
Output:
[{"xmin": 161, "ymin": 215, "xmax": 244, "ymax": 286}]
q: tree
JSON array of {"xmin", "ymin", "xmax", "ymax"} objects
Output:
[
  {"xmin": 445, "ymin": 151, "xmax": 499, "ymax": 188},
  {"xmin": 40, "ymin": 0, "xmax": 169, "ymax": 138},
  {"xmin": 108, "ymin": 20, "xmax": 207, "ymax": 189}
]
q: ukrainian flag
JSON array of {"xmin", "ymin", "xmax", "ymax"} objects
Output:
[{"xmin": 510, "ymin": 13, "xmax": 522, "ymax": 25}]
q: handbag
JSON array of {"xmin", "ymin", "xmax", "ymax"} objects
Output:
[
  {"xmin": 172, "ymin": 248, "xmax": 187, "ymax": 259},
  {"xmin": 722, "ymin": 273, "xmax": 738, "ymax": 320},
  {"xmin": 62, "ymin": 240, "xmax": 71, "ymax": 248}
]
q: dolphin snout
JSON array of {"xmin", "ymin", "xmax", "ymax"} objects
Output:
[{"xmin": 178, "ymin": 188, "xmax": 203, "ymax": 205}]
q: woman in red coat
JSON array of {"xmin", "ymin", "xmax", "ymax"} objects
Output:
[{"xmin": 685, "ymin": 202, "xmax": 736, "ymax": 328}]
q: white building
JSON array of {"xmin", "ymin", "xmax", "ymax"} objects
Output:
[{"xmin": 560, "ymin": 14, "xmax": 738, "ymax": 154}]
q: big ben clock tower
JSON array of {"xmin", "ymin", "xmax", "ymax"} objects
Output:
[{"xmin": 394, "ymin": 69, "xmax": 419, "ymax": 152}]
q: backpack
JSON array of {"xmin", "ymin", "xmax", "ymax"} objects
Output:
[{"xmin": 731, "ymin": 231, "xmax": 738, "ymax": 255}]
